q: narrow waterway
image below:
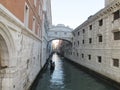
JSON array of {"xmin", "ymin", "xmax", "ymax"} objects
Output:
[{"xmin": 31, "ymin": 53, "xmax": 118, "ymax": 90}]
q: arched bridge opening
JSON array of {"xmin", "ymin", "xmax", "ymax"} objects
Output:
[
  {"xmin": 47, "ymin": 38, "xmax": 72, "ymax": 57},
  {"xmin": 47, "ymin": 24, "xmax": 73, "ymax": 56}
]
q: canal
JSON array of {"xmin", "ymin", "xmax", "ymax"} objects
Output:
[{"xmin": 31, "ymin": 53, "xmax": 118, "ymax": 90}]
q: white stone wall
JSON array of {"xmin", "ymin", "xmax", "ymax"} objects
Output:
[
  {"xmin": 0, "ymin": 4, "xmax": 43, "ymax": 90},
  {"xmin": 105, "ymin": 0, "xmax": 117, "ymax": 6},
  {"xmin": 64, "ymin": 0, "xmax": 120, "ymax": 83}
]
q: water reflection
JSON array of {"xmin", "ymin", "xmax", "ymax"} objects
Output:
[
  {"xmin": 31, "ymin": 53, "xmax": 119, "ymax": 90},
  {"xmin": 50, "ymin": 53, "xmax": 65, "ymax": 89}
]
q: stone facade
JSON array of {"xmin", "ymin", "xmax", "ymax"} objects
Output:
[
  {"xmin": 41, "ymin": 0, "xmax": 52, "ymax": 66},
  {"xmin": 63, "ymin": 0, "xmax": 120, "ymax": 84},
  {"xmin": 0, "ymin": 0, "xmax": 51, "ymax": 90},
  {"xmin": 105, "ymin": 0, "xmax": 117, "ymax": 6}
]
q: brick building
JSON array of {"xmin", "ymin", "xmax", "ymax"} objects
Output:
[{"xmin": 0, "ymin": 0, "xmax": 43, "ymax": 36}]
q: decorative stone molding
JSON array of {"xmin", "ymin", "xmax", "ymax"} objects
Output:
[{"xmin": 0, "ymin": 20, "xmax": 17, "ymax": 69}]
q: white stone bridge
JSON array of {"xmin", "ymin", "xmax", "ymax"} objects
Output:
[{"xmin": 47, "ymin": 24, "xmax": 73, "ymax": 42}]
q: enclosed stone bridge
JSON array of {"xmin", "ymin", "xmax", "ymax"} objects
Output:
[{"xmin": 47, "ymin": 24, "xmax": 73, "ymax": 42}]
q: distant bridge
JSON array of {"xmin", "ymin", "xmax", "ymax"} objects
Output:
[{"xmin": 47, "ymin": 24, "xmax": 73, "ymax": 42}]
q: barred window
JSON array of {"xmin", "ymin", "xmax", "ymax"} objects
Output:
[
  {"xmin": 114, "ymin": 31, "xmax": 120, "ymax": 40},
  {"xmin": 98, "ymin": 35, "xmax": 102, "ymax": 42},
  {"xmin": 98, "ymin": 56, "xmax": 102, "ymax": 63},
  {"xmin": 113, "ymin": 10, "xmax": 120, "ymax": 20},
  {"xmin": 78, "ymin": 41, "xmax": 79, "ymax": 45},
  {"xmin": 113, "ymin": 59, "xmax": 119, "ymax": 67},
  {"xmin": 82, "ymin": 40, "xmax": 84, "ymax": 44},
  {"xmin": 89, "ymin": 25, "xmax": 92, "ymax": 30},
  {"xmin": 82, "ymin": 54, "xmax": 84, "ymax": 58},
  {"xmin": 88, "ymin": 55, "xmax": 91, "ymax": 60},
  {"xmin": 77, "ymin": 53, "xmax": 79, "ymax": 57},
  {"xmin": 89, "ymin": 38, "xmax": 92, "ymax": 44},
  {"xmin": 83, "ymin": 29, "xmax": 85, "ymax": 33},
  {"xmin": 99, "ymin": 19, "xmax": 103, "ymax": 26},
  {"xmin": 78, "ymin": 32, "xmax": 80, "ymax": 36}
]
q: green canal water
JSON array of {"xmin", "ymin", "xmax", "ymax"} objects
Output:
[{"xmin": 31, "ymin": 53, "xmax": 119, "ymax": 90}]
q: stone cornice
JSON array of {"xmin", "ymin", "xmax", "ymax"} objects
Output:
[
  {"xmin": 0, "ymin": 4, "xmax": 42, "ymax": 42},
  {"xmin": 74, "ymin": 0, "xmax": 120, "ymax": 32}
]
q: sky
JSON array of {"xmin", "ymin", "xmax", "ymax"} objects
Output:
[
  {"xmin": 51, "ymin": 0, "xmax": 104, "ymax": 29},
  {"xmin": 52, "ymin": 40, "xmax": 60, "ymax": 48}
]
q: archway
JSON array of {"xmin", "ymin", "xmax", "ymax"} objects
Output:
[
  {"xmin": 0, "ymin": 21, "xmax": 16, "ymax": 90},
  {"xmin": 47, "ymin": 38, "xmax": 72, "ymax": 58},
  {"xmin": 0, "ymin": 34, "xmax": 9, "ymax": 89},
  {"xmin": 0, "ymin": 34, "xmax": 9, "ymax": 68}
]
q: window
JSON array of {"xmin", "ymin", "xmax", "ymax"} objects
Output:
[
  {"xmin": 89, "ymin": 25, "xmax": 92, "ymax": 30},
  {"xmin": 88, "ymin": 55, "xmax": 91, "ymax": 60},
  {"xmin": 98, "ymin": 35, "xmax": 102, "ymax": 42},
  {"xmin": 99, "ymin": 19, "xmax": 103, "ymax": 26},
  {"xmin": 82, "ymin": 40, "xmax": 84, "ymax": 44},
  {"xmin": 78, "ymin": 32, "xmax": 80, "ymax": 36},
  {"xmin": 77, "ymin": 41, "xmax": 79, "ymax": 45},
  {"xmin": 82, "ymin": 54, "xmax": 84, "ymax": 58},
  {"xmin": 77, "ymin": 53, "xmax": 79, "ymax": 57},
  {"xmin": 24, "ymin": 3, "xmax": 29, "ymax": 27},
  {"xmin": 83, "ymin": 29, "xmax": 85, "ymax": 33},
  {"xmin": 89, "ymin": 38, "xmax": 92, "ymax": 44},
  {"xmin": 113, "ymin": 10, "xmax": 120, "ymax": 20},
  {"xmin": 98, "ymin": 56, "xmax": 102, "ymax": 63},
  {"xmin": 114, "ymin": 31, "xmax": 120, "ymax": 40},
  {"xmin": 113, "ymin": 59, "xmax": 119, "ymax": 67},
  {"xmin": 32, "ymin": 17, "xmax": 36, "ymax": 32}
]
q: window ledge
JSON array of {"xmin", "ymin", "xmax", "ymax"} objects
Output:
[{"xmin": 112, "ymin": 28, "xmax": 120, "ymax": 32}]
